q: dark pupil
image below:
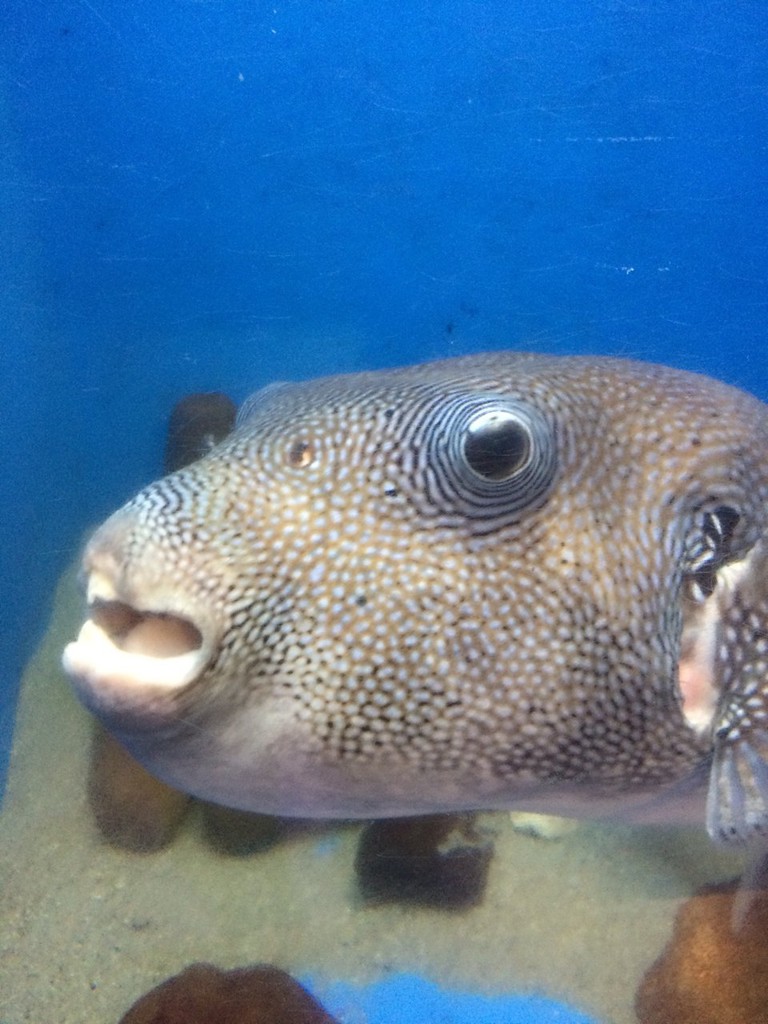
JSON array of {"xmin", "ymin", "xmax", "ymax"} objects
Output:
[{"xmin": 464, "ymin": 417, "xmax": 529, "ymax": 480}]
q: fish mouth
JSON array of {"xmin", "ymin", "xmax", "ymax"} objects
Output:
[
  {"xmin": 62, "ymin": 567, "xmax": 212, "ymax": 718},
  {"xmin": 87, "ymin": 591, "xmax": 203, "ymax": 661}
]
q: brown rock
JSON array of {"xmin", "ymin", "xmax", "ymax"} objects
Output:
[
  {"xmin": 164, "ymin": 392, "xmax": 236, "ymax": 473},
  {"xmin": 201, "ymin": 802, "xmax": 287, "ymax": 856},
  {"xmin": 88, "ymin": 726, "xmax": 190, "ymax": 852},
  {"xmin": 635, "ymin": 878, "xmax": 768, "ymax": 1024},
  {"xmin": 87, "ymin": 391, "xmax": 236, "ymax": 850},
  {"xmin": 355, "ymin": 813, "xmax": 494, "ymax": 909},
  {"xmin": 118, "ymin": 963, "xmax": 340, "ymax": 1024}
]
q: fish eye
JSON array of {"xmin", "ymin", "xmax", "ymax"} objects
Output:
[{"xmin": 463, "ymin": 410, "xmax": 531, "ymax": 481}]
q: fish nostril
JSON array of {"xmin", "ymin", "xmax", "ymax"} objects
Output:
[{"xmin": 91, "ymin": 600, "xmax": 203, "ymax": 659}]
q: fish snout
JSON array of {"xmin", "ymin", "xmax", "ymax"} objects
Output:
[{"xmin": 62, "ymin": 508, "xmax": 216, "ymax": 730}]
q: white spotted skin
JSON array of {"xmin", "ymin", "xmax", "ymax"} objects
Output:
[{"xmin": 63, "ymin": 352, "xmax": 768, "ymax": 838}]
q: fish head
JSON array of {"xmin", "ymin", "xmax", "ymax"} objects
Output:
[{"xmin": 62, "ymin": 353, "xmax": 768, "ymax": 838}]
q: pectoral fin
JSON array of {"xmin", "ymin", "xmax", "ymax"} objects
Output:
[
  {"xmin": 707, "ymin": 717, "xmax": 768, "ymax": 843},
  {"xmin": 705, "ymin": 543, "xmax": 768, "ymax": 845}
]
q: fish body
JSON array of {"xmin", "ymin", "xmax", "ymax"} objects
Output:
[{"xmin": 63, "ymin": 352, "xmax": 768, "ymax": 843}]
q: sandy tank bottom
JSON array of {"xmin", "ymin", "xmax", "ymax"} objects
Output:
[{"xmin": 0, "ymin": 557, "xmax": 744, "ymax": 1024}]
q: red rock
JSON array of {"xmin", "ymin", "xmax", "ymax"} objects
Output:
[
  {"xmin": 635, "ymin": 878, "xmax": 768, "ymax": 1024},
  {"xmin": 118, "ymin": 963, "xmax": 339, "ymax": 1024}
]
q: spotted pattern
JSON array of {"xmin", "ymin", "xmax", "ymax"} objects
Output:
[{"xmin": 76, "ymin": 352, "xmax": 768, "ymax": 829}]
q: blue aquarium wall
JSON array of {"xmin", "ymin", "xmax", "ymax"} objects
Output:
[{"xmin": 1, "ymin": 0, "xmax": 767, "ymax": 786}]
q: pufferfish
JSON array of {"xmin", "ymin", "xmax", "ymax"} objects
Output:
[{"xmin": 62, "ymin": 351, "xmax": 768, "ymax": 847}]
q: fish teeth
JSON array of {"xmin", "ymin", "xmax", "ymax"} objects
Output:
[{"xmin": 86, "ymin": 570, "xmax": 120, "ymax": 605}]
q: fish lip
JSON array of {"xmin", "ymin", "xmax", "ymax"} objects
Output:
[{"xmin": 62, "ymin": 571, "xmax": 214, "ymax": 725}]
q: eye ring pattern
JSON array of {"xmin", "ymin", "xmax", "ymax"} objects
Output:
[{"xmin": 399, "ymin": 391, "xmax": 558, "ymax": 533}]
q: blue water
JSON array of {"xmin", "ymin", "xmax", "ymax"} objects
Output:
[
  {"xmin": 3, "ymin": 3, "xmax": 767, "ymax": 777},
  {"xmin": 310, "ymin": 973, "xmax": 599, "ymax": 1024},
  {"xmin": 0, "ymin": 4, "xmax": 766, "ymax": 1018}
]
